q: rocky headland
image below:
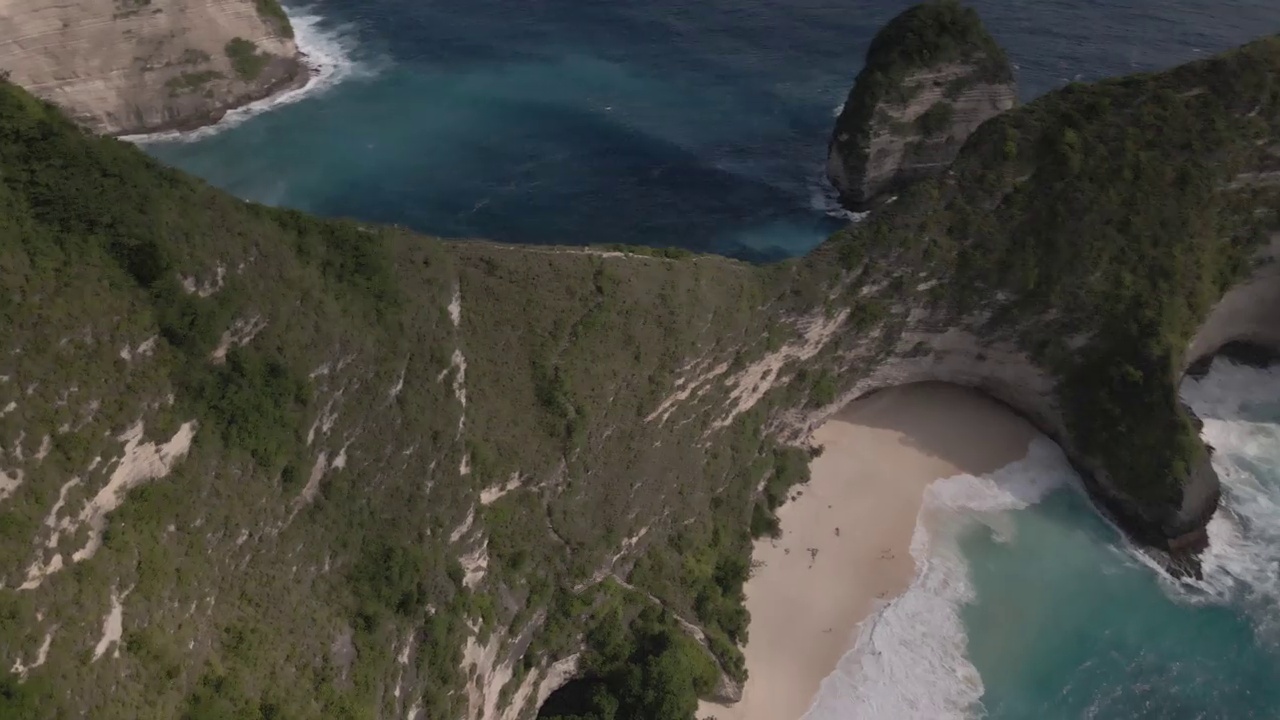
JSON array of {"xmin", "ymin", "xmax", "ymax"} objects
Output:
[
  {"xmin": 0, "ymin": 0, "xmax": 305, "ymax": 135},
  {"xmin": 1, "ymin": 1, "xmax": 1279, "ymax": 718},
  {"xmin": 827, "ymin": 1, "xmax": 1017, "ymax": 209}
]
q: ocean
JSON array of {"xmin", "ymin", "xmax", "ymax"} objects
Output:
[
  {"xmin": 137, "ymin": 1, "xmax": 1280, "ymax": 717},
  {"xmin": 804, "ymin": 358, "xmax": 1280, "ymax": 719},
  {"xmin": 141, "ymin": 0, "xmax": 1280, "ymax": 261}
]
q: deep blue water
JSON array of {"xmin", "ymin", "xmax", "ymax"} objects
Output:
[
  {"xmin": 144, "ymin": 0, "xmax": 1280, "ymax": 260},
  {"xmin": 142, "ymin": 3, "xmax": 1280, "ymax": 718}
]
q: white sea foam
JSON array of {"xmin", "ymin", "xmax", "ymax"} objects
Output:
[
  {"xmin": 801, "ymin": 358, "xmax": 1280, "ymax": 719},
  {"xmin": 802, "ymin": 439, "xmax": 1073, "ymax": 720},
  {"xmin": 1173, "ymin": 359, "xmax": 1280, "ymax": 640},
  {"xmin": 808, "ymin": 166, "xmax": 867, "ymax": 223},
  {"xmin": 123, "ymin": 7, "xmax": 372, "ymax": 144}
]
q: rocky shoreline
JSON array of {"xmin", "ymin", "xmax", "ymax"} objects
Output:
[
  {"xmin": 0, "ymin": 0, "xmax": 306, "ymax": 136},
  {"xmin": 118, "ymin": 54, "xmax": 312, "ymax": 138}
]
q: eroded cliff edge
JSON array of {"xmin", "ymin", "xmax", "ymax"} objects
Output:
[
  {"xmin": 1, "ymin": 16, "xmax": 1280, "ymax": 720},
  {"xmin": 806, "ymin": 30, "xmax": 1280, "ymax": 573},
  {"xmin": 827, "ymin": 1, "xmax": 1017, "ymax": 209},
  {"xmin": 0, "ymin": 0, "xmax": 304, "ymax": 135}
]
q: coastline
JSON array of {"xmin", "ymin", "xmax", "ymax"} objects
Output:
[
  {"xmin": 121, "ymin": 9, "xmax": 360, "ymax": 144},
  {"xmin": 117, "ymin": 58, "xmax": 313, "ymax": 138},
  {"xmin": 700, "ymin": 383, "xmax": 1037, "ymax": 720}
]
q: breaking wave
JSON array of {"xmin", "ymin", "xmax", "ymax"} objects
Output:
[
  {"xmin": 125, "ymin": 6, "xmax": 374, "ymax": 144},
  {"xmin": 1177, "ymin": 359, "xmax": 1280, "ymax": 642},
  {"xmin": 802, "ymin": 439, "xmax": 1073, "ymax": 719}
]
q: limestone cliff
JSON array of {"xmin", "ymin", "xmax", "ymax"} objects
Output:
[
  {"xmin": 806, "ymin": 32, "xmax": 1280, "ymax": 573},
  {"xmin": 827, "ymin": 0, "xmax": 1016, "ymax": 208},
  {"xmin": 0, "ymin": 0, "xmax": 303, "ymax": 135},
  {"xmin": 2, "ymin": 9, "xmax": 1280, "ymax": 720}
]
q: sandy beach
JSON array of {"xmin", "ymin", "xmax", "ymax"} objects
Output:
[{"xmin": 699, "ymin": 382, "xmax": 1038, "ymax": 720}]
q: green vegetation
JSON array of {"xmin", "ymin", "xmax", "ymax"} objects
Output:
[
  {"xmin": 165, "ymin": 71, "xmax": 223, "ymax": 94},
  {"xmin": 832, "ymin": 1, "xmax": 1012, "ymax": 181},
  {"xmin": 859, "ymin": 0, "xmax": 1011, "ymax": 87},
  {"xmin": 2, "ymin": 15, "xmax": 1279, "ymax": 720},
  {"xmin": 188, "ymin": 347, "xmax": 309, "ymax": 474},
  {"xmin": 0, "ymin": 671, "xmax": 52, "ymax": 719},
  {"xmin": 822, "ymin": 35, "xmax": 1280, "ymax": 513},
  {"xmin": 917, "ymin": 101, "xmax": 955, "ymax": 136},
  {"xmin": 225, "ymin": 38, "xmax": 268, "ymax": 82},
  {"xmin": 0, "ymin": 78, "xmax": 782, "ymax": 719},
  {"xmin": 629, "ymin": 436, "xmax": 811, "ymax": 683},
  {"xmin": 254, "ymin": 0, "xmax": 295, "ymax": 39},
  {"xmin": 538, "ymin": 606, "xmax": 718, "ymax": 720}
]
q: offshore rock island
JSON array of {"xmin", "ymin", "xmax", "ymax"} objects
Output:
[
  {"xmin": 827, "ymin": 2, "xmax": 1017, "ymax": 209},
  {"xmin": 1, "ymin": 1, "xmax": 1279, "ymax": 718}
]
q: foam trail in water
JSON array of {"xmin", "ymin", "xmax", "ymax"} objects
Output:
[
  {"xmin": 802, "ymin": 439, "xmax": 1073, "ymax": 720},
  {"xmin": 124, "ymin": 6, "xmax": 372, "ymax": 144},
  {"xmin": 1174, "ymin": 359, "xmax": 1280, "ymax": 642},
  {"xmin": 811, "ymin": 103, "xmax": 866, "ymax": 223},
  {"xmin": 808, "ymin": 164, "xmax": 866, "ymax": 223}
]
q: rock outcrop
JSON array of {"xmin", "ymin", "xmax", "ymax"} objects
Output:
[
  {"xmin": 0, "ymin": 0, "xmax": 304, "ymax": 135},
  {"xmin": 807, "ymin": 28, "xmax": 1280, "ymax": 574},
  {"xmin": 827, "ymin": 0, "xmax": 1016, "ymax": 209}
]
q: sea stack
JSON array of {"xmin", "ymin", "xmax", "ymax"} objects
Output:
[
  {"xmin": 827, "ymin": 0, "xmax": 1016, "ymax": 209},
  {"xmin": 0, "ymin": 0, "xmax": 306, "ymax": 136}
]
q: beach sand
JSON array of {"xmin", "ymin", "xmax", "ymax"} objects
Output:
[{"xmin": 699, "ymin": 382, "xmax": 1038, "ymax": 720}]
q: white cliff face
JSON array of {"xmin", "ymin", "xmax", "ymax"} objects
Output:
[
  {"xmin": 0, "ymin": 0, "xmax": 303, "ymax": 135},
  {"xmin": 1187, "ymin": 233, "xmax": 1280, "ymax": 366},
  {"xmin": 828, "ymin": 61, "xmax": 1016, "ymax": 208}
]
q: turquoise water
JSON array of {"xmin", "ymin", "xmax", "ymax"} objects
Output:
[
  {"xmin": 967, "ymin": 362, "xmax": 1280, "ymax": 719},
  {"xmin": 139, "ymin": 0, "xmax": 1280, "ymax": 260},
  {"xmin": 134, "ymin": 1, "xmax": 1280, "ymax": 716},
  {"xmin": 803, "ymin": 359, "xmax": 1280, "ymax": 719}
]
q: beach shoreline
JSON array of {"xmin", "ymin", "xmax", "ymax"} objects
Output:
[{"xmin": 699, "ymin": 382, "xmax": 1037, "ymax": 720}]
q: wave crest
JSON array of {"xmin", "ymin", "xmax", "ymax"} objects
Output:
[
  {"xmin": 1178, "ymin": 359, "xmax": 1280, "ymax": 642},
  {"xmin": 802, "ymin": 439, "xmax": 1072, "ymax": 720},
  {"xmin": 125, "ymin": 7, "xmax": 373, "ymax": 144}
]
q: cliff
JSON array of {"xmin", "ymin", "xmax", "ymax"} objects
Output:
[
  {"xmin": 807, "ymin": 32, "xmax": 1280, "ymax": 572},
  {"xmin": 1, "ymin": 12, "xmax": 1280, "ymax": 720},
  {"xmin": 827, "ymin": 0, "xmax": 1017, "ymax": 208},
  {"xmin": 0, "ymin": 0, "xmax": 304, "ymax": 135}
]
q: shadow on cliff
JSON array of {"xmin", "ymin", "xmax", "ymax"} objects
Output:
[{"xmin": 830, "ymin": 381, "xmax": 1042, "ymax": 477}]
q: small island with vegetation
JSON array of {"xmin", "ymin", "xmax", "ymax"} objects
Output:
[{"xmin": 827, "ymin": 0, "xmax": 1017, "ymax": 208}]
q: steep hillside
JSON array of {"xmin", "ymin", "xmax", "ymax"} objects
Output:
[
  {"xmin": 0, "ymin": 78, "xmax": 807, "ymax": 718},
  {"xmin": 0, "ymin": 0, "xmax": 302, "ymax": 135},
  {"xmin": 1, "ymin": 15, "xmax": 1280, "ymax": 720}
]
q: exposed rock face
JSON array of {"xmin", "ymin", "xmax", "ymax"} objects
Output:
[
  {"xmin": 806, "ymin": 31, "xmax": 1280, "ymax": 575},
  {"xmin": 5, "ymin": 3, "xmax": 1280, "ymax": 717},
  {"xmin": 777, "ymin": 296, "xmax": 1221, "ymax": 575},
  {"xmin": 1187, "ymin": 233, "xmax": 1280, "ymax": 368},
  {"xmin": 0, "ymin": 0, "xmax": 304, "ymax": 135},
  {"xmin": 827, "ymin": 1, "xmax": 1016, "ymax": 208}
]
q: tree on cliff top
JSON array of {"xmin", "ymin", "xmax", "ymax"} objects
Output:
[
  {"xmin": 832, "ymin": 1, "xmax": 1014, "ymax": 171},
  {"xmin": 863, "ymin": 0, "xmax": 1012, "ymax": 83}
]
